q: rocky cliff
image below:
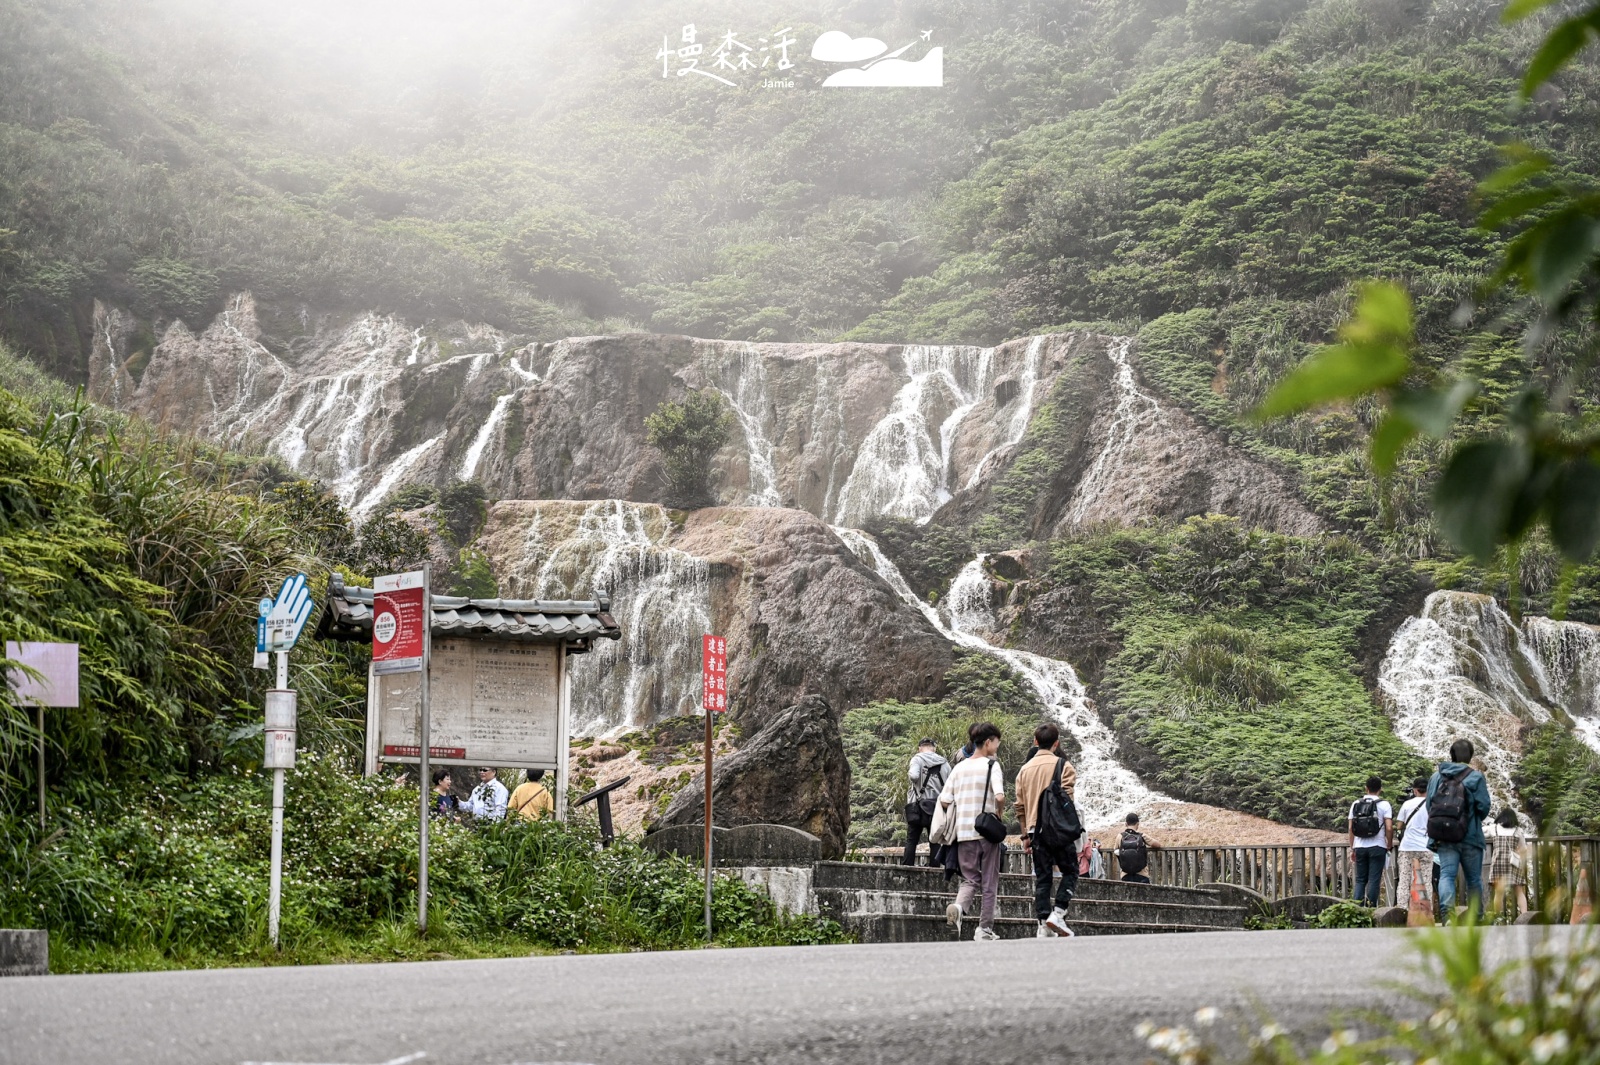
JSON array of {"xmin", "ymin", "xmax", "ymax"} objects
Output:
[
  {"xmin": 91, "ymin": 292, "xmax": 1322, "ymax": 538},
  {"xmin": 476, "ymin": 500, "xmax": 953, "ymax": 736}
]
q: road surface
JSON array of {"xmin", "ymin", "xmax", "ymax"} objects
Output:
[{"xmin": 0, "ymin": 929, "xmax": 1550, "ymax": 1064}]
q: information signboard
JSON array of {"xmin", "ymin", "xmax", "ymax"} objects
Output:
[
  {"xmin": 702, "ymin": 634, "xmax": 727, "ymax": 712},
  {"xmin": 372, "ymin": 638, "xmax": 562, "ymax": 768},
  {"xmin": 373, "ymin": 570, "xmax": 426, "ymax": 673}
]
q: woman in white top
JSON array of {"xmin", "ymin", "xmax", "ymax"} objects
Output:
[{"xmin": 937, "ymin": 721, "xmax": 1006, "ymax": 941}]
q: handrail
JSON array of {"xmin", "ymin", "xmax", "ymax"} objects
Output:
[{"xmin": 865, "ymin": 836, "xmax": 1600, "ymax": 912}]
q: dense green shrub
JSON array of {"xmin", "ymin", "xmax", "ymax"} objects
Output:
[
  {"xmin": 0, "ymin": 752, "xmax": 845, "ymax": 963},
  {"xmin": 1043, "ymin": 516, "xmax": 1428, "ymax": 827},
  {"xmin": 645, "ymin": 390, "xmax": 734, "ymax": 507},
  {"xmin": 1515, "ymin": 722, "xmax": 1600, "ymax": 835}
]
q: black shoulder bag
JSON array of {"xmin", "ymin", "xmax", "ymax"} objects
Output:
[{"xmin": 973, "ymin": 759, "xmax": 1008, "ymax": 844}]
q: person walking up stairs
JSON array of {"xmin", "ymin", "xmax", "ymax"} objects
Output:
[
  {"xmin": 1015, "ymin": 723, "xmax": 1081, "ymax": 938},
  {"xmin": 937, "ymin": 722, "xmax": 1007, "ymax": 941}
]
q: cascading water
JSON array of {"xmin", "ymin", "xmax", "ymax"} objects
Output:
[
  {"xmin": 460, "ymin": 391, "xmax": 520, "ymax": 480},
  {"xmin": 834, "ymin": 530, "xmax": 1168, "ymax": 826},
  {"xmin": 833, "ymin": 344, "xmax": 992, "ymax": 527},
  {"xmin": 499, "ymin": 500, "xmax": 714, "ymax": 735},
  {"xmin": 1377, "ymin": 591, "xmax": 1600, "ymax": 807},
  {"xmin": 964, "ymin": 335, "xmax": 1045, "ymax": 490},
  {"xmin": 1068, "ymin": 336, "xmax": 1159, "ymax": 524},
  {"xmin": 715, "ymin": 346, "xmax": 783, "ymax": 507}
]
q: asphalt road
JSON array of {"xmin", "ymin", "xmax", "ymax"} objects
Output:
[{"xmin": 0, "ymin": 928, "xmax": 1556, "ymax": 1065}]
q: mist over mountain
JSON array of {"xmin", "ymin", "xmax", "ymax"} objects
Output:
[{"xmin": 8, "ymin": 0, "xmax": 1600, "ymax": 854}]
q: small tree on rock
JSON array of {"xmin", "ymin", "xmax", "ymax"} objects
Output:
[{"xmin": 645, "ymin": 389, "xmax": 733, "ymax": 507}]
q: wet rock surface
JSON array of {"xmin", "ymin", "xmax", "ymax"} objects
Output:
[{"xmin": 653, "ymin": 694, "xmax": 851, "ymax": 858}]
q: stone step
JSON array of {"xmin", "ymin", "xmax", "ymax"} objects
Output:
[
  {"xmin": 839, "ymin": 912, "xmax": 1228, "ymax": 942},
  {"xmin": 813, "ymin": 887, "xmax": 1245, "ymax": 930},
  {"xmin": 814, "ymin": 860, "xmax": 1225, "ymax": 908}
]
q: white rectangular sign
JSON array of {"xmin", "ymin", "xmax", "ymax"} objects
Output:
[
  {"xmin": 5, "ymin": 642, "xmax": 79, "ymax": 707},
  {"xmin": 373, "ymin": 639, "xmax": 561, "ymax": 769}
]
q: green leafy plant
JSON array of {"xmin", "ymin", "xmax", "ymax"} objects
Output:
[
  {"xmin": 644, "ymin": 390, "xmax": 734, "ymax": 507},
  {"xmin": 1304, "ymin": 900, "xmax": 1374, "ymax": 929}
]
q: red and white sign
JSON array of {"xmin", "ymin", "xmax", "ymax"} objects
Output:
[
  {"xmin": 702, "ymin": 634, "xmax": 727, "ymax": 713},
  {"xmin": 373, "ymin": 570, "xmax": 426, "ymax": 673}
]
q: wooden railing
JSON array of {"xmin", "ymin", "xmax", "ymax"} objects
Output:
[{"xmin": 868, "ymin": 836, "xmax": 1600, "ymax": 913}]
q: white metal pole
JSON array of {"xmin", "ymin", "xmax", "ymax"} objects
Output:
[
  {"xmin": 269, "ymin": 650, "xmax": 288, "ymax": 948},
  {"xmin": 556, "ymin": 646, "xmax": 570, "ymax": 822},
  {"xmin": 37, "ymin": 704, "xmax": 45, "ymax": 830},
  {"xmin": 418, "ymin": 563, "xmax": 432, "ymax": 934}
]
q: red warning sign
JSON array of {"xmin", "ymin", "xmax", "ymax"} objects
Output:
[{"xmin": 702, "ymin": 634, "xmax": 727, "ymax": 713}]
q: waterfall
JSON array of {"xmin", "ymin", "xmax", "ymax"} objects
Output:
[
  {"xmin": 833, "ymin": 345, "xmax": 992, "ymax": 527},
  {"xmin": 834, "ymin": 531, "xmax": 1168, "ymax": 826},
  {"xmin": 460, "ymin": 391, "xmax": 519, "ymax": 480},
  {"xmin": 1375, "ymin": 591, "xmax": 1600, "ymax": 808},
  {"xmin": 1067, "ymin": 336, "xmax": 1160, "ymax": 524},
  {"xmin": 715, "ymin": 346, "xmax": 783, "ymax": 507},
  {"xmin": 351, "ymin": 433, "xmax": 444, "ymax": 519},
  {"xmin": 501, "ymin": 501, "xmax": 714, "ymax": 735},
  {"xmin": 964, "ymin": 335, "xmax": 1045, "ymax": 489}
]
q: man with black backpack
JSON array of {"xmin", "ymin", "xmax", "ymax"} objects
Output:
[
  {"xmin": 1348, "ymin": 776, "xmax": 1393, "ymax": 906},
  {"xmin": 1427, "ymin": 738, "xmax": 1492, "ymax": 921},
  {"xmin": 903, "ymin": 738, "xmax": 950, "ymax": 866},
  {"xmin": 1118, "ymin": 813, "xmax": 1159, "ymax": 883},
  {"xmin": 1015, "ymin": 723, "xmax": 1081, "ymax": 937}
]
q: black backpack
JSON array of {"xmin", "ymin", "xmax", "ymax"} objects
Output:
[
  {"xmin": 1034, "ymin": 757, "xmax": 1083, "ymax": 851},
  {"xmin": 1428, "ymin": 772, "xmax": 1471, "ymax": 843},
  {"xmin": 1350, "ymin": 796, "xmax": 1382, "ymax": 838},
  {"xmin": 1118, "ymin": 829, "xmax": 1148, "ymax": 874}
]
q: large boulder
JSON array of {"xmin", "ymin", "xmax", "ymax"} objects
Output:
[{"xmin": 652, "ymin": 694, "xmax": 850, "ymax": 858}]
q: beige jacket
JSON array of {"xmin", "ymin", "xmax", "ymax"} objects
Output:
[{"xmin": 1014, "ymin": 749, "xmax": 1076, "ymax": 837}]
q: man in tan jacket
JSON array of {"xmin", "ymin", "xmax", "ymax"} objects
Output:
[{"xmin": 1014, "ymin": 723, "xmax": 1078, "ymax": 937}]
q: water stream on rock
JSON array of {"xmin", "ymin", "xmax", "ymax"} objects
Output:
[
  {"xmin": 834, "ymin": 530, "xmax": 1168, "ymax": 826},
  {"xmin": 1378, "ymin": 590, "xmax": 1600, "ymax": 807},
  {"xmin": 833, "ymin": 344, "xmax": 993, "ymax": 527},
  {"xmin": 1068, "ymin": 336, "xmax": 1158, "ymax": 524},
  {"xmin": 503, "ymin": 500, "xmax": 714, "ymax": 735}
]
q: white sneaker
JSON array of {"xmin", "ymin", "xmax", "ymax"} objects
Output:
[
  {"xmin": 1035, "ymin": 921, "xmax": 1052, "ymax": 938},
  {"xmin": 946, "ymin": 902, "xmax": 962, "ymax": 931},
  {"xmin": 1046, "ymin": 910, "xmax": 1074, "ymax": 937},
  {"xmin": 974, "ymin": 926, "xmax": 1000, "ymax": 941}
]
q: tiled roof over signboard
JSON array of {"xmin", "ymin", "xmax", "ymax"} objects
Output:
[{"xmin": 315, "ymin": 573, "xmax": 621, "ymax": 652}]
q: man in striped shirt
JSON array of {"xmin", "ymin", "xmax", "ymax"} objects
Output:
[{"xmin": 938, "ymin": 721, "xmax": 1006, "ymax": 941}]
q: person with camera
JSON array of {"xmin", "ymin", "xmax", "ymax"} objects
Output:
[{"xmin": 903, "ymin": 738, "xmax": 950, "ymax": 866}]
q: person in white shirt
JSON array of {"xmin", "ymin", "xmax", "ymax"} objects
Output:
[
  {"xmin": 1394, "ymin": 776, "xmax": 1432, "ymax": 912},
  {"xmin": 1348, "ymin": 775, "xmax": 1393, "ymax": 906},
  {"xmin": 937, "ymin": 721, "xmax": 1006, "ymax": 941},
  {"xmin": 465, "ymin": 766, "xmax": 509, "ymax": 822}
]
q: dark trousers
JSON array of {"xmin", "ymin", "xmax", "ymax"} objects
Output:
[
  {"xmin": 1031, "ymin": 839, "xmax": 1079, "ymax": 920},
  {"xmin": 1353, "ymin": 845, "xmax": 1387, "ymax": 906},
  {"xmin": 903, "ymin": 811, "xmax": 929, "ymax": 865}
]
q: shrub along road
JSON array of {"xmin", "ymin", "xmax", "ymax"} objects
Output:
[{"xmin": 1, "ymin": 928, "xmax": 1562, "ymax": 1065}]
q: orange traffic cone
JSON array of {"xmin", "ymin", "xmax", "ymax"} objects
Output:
[
  {"xmin": 1407, "ymin": 860, "xmax": 1435, "ymax": 927},
  {"xmin": 1571, "ymin": 868, "xmax": 1594, "ymax": 925}
]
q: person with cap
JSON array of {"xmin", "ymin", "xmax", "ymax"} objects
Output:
[
  {"xmin": 903, "ymin": 738, "xmax": 950, "ymax": 865},
  {"xmin": 465, "ymin": 766, "xmax": 509, "ymax": 822}
]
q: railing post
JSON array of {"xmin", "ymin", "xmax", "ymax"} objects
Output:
[{"xmin": 1293, "ymin": 848, "xmax": 1305, "ymax": 896}]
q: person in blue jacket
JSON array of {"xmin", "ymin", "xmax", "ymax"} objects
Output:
[{"xmin": 1427, "ymin": 738, "xmax": 1492, "ymax": 921}]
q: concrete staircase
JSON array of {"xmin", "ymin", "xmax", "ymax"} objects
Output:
[{"xmin": 814, "ymin": 861, "xmax": 1248, "ymax": 941}]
